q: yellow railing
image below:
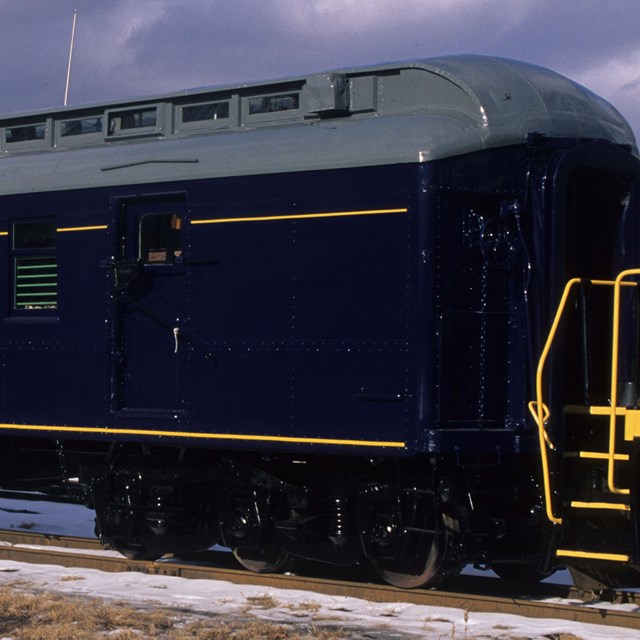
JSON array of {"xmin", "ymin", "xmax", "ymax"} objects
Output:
[
  {"xmin": 606, "ymin": 269, "xmax": 640, "ymax": 494},
  {"xmin": 529, "ymin": 274, "xmax": 639, "ymax": 524}
]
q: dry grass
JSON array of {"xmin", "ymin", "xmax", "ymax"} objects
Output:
[
  {"xmin": 284, "ymin": 600, "xmax": 322, "ymax": 613},
  {"xmin": 58, "ymin": 575, "xmax": 86, "ymax": 582},
  {"xmin": 244, "ymin": 593, "xmax": 280, "ymax": 609},
  {"xmin": 0, "ymin": 588, "xmax": 349, "ymax": 640},
  {"xmin": 0, "ymin": 585, "xmax": 591, "ymax": 640},
  {"xmin": 178, "ymin": 621, "xmax": 348, "ymax": 639}
]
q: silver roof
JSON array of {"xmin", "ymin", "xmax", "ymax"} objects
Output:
[{"xmin": 0, "ymin": 55, "xmax": 635, "ymax": 195}]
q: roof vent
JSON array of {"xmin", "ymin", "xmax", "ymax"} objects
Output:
[{"xmin": 303, "ymin": 73, "xmax": 349, "ymax": 116}]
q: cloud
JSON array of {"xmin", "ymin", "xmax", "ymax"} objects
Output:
[
  {"xmin": 573, "ymin": 50, "xmax": 640, "ymax": 101},
  {"xmin": 568, "ymin": 51, "xmax": 640, "ymax": 136},
  {"xmin": 284, "ymin": 0, "xmax": 534, "ymax": 32},
  {"xmin": 70, "ymin": 2, "xmax": 179, "ymax": 84}
]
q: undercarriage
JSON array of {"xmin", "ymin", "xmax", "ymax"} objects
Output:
[{"xmin": 77, "ymin": 445, "xmax": 551, "ymax": 588}]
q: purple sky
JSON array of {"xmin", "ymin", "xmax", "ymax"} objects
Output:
[{"xmin": 1, "ymin": 1, "xmax": 639, "ymax": 138}]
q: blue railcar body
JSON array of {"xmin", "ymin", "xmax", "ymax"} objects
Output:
[{"xmin": 0, "ymin": 159, "xmax": 535, "ymax": 457}]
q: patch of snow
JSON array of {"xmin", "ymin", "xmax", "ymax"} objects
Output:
[{"xmin": 0, "ymin": 559, "xmax": 637, "ymax": 640}]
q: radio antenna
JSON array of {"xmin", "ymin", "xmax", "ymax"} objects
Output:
[{"xmin": 64, "ymin": 9, "xmax": 78, "ymax": 106}]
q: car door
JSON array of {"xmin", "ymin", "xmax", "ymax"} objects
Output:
[{"xmin": 110, "ymin": 194, "xmax": 188, "ymax": 418}]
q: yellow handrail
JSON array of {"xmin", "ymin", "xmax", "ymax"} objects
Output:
[
  {"xmin": 532, "ymin": 276, "xmax": 637, "ymax": 524},
  {"xmin": 607, "ymin": 269, "xmax": 640, "ymax": 494},
  {"xmin": 532, "ymin": 278, "xmax": 581, "ymax": 524}
]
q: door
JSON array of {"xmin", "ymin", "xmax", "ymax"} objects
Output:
[
  {"xmin": 550, "ymin": 141, "xmax": 640, "ymax": 408},
  {"xmin": 110, "ymin": 194, "xmax": 188, "ymax": 416}
]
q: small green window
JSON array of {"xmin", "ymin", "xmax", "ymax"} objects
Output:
[{"xmin": 12, "ymin": 220, "xmax": 57, "ymax": 310}]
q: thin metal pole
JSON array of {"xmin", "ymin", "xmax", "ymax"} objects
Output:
[{"xmin": 64, "ymin": 9, "xmax": 78, "ymax": 106}]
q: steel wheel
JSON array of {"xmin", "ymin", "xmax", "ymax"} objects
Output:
[
  {"xmin": 113, "ymin": 541, "xmax": 162, "ymax": 562},
  {"xmin": 369, "ymin": 531, "xmax": 448, "ymax": 588},
  {"xmin": 363, "ymin": 483, "xmax": 452, "ymax": 589},
  {"xmin": 233, "ymin": 546, "xmax": 292, "ymax": 574}
]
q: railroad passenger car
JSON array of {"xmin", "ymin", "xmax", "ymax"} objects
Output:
[{"xmin": 0, "ymin": 55, "xmax": 639, "ymax": 588}]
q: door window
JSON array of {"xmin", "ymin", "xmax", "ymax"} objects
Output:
[{"xmin": 138, "ymin": 213, "xmax": 182, "ymax": 264}]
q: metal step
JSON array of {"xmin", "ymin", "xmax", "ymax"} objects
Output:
[
  {"xmin": 564, "ymin": 450, "xmax": 629, "ymax": 461},
  {"xmin": 556, "ymin": 548, "xmax": 630, "ymax": 562},
  {"xmin": 569, "ymin": 500, "xmax": 630, "ymax": 512}
]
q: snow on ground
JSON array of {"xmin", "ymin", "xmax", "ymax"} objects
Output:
[
  {"xmin": 0, "ymin": 496, "xmax": 639, "ymax": 639},
  {"xmin": 0, "ymin": 494, "xmax": 96, "ymax": 538}
]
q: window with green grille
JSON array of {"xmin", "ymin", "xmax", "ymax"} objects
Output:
[
  {"xmin": 14, "ymin": 256, "xmax": 57, "ymax": 309},
  {"xmin": 12, "ymin": 220, "xmax": 57, "ymax": 311}
]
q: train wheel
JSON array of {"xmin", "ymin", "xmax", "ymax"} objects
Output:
[
  {"xmin": 364, "ymin": 485, "xmax": 451, "ymax": 589},
  {"xmin": 368, "ymin": 532, "xmax": 448, "ymax": 588},
  {"xmin": 113, "ymin": 541, "xmax": 162, "ymax": 562},
  {"xmin": 233, "ymin": 546, "xmax": 292, "ymax": 574}
]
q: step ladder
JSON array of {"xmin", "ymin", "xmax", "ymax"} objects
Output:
[{"xmin": 529, "ymin": 270, "xmax": 640, "ymax": 570}]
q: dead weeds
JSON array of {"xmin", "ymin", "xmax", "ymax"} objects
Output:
[
  {"xmin": 0, "ymin": 587, "xmax": 349, "ymax": 640},
  {"xmin": 244, "ymin": 593, "xmax": 280, "ymax": 609},
  {"xmin": 0, "ymin": 585, "xmax": 591, "ymax": 639}
]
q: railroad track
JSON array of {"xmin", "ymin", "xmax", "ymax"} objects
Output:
[{"xmin": 0, "ymin": 529, "xmax": 638, "ymax": 631}]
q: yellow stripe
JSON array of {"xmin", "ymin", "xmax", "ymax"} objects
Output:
[
  {"xmin": 0, "ymin": 226, "xmax": 106, "ymax": 236},
  {"xmin": 570, "ymin": 501, "xmax": 630, "ymax": 511},
  {"xmin": 56, "ymin": 225, "xmax": 108, "ymax": 233},
  {"xmin": 556, "ymin": 549, "xmax": 629, "ymax": 562},
  {"xmin": 191, "ymin": 208, "xmax": 408, "ymax": 225},
  {"xmin": 0, "ymin": 210, "xmax": 403, "ymax": 234},
  {"xmin": 0, "ymin": 422, "xmax": 405, "ymax": 449}
]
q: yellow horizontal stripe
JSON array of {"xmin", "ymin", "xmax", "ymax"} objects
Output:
[
  {"xmin": 0, "ymin": 422, "xmax": 405, "ymax": 449},
  {"xmin": 0, "ymin": 226, "xmax": 107, "ymax": 236},
  {"xmin": 570, "ymin": 501, "xmax": 630, "ymax": 511},
  {"xmin": 191, "ymin": 208, "xmax": 408, "ymax": 225},
  {"xmin": 56, "ymin": 225, "xmax": 108, "ymax": 233},
  {"xmin": 556, "ymin": 549, "xmax": 629, "ymax": 562}
]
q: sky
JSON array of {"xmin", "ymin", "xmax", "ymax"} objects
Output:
[{"xmin": 1, "ymin": 0, "xmax": 640, "ymax": 140}]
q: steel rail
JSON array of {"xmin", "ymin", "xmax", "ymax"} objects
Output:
[{"xmin": 0, "ymin": 530, "xmax": 638, "ymax": 631}]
